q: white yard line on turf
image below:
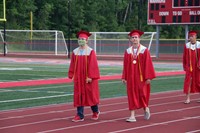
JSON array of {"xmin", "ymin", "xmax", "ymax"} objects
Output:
[
  {"xmin": 0, "ymin": 89, "xmax": 67, "ymax": 94},
  {"xmin": 0, "ymin": 94, "xmax": 73, "ymax": 103},
  {"xmin": 0, "ymin": 84, "xmax": 72, "ymax": 93}
]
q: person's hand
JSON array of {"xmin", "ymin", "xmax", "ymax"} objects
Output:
[
  {"xmin": 122, "ymin": 79, "xmax": 127, "ymax": 84},
  {"xmin": 146, "ymin": 79, "xmax": 151, "ymax": 84},
  {"xmin": 86, "ymin": 77, "xmax": 92, "ymax": 83}
]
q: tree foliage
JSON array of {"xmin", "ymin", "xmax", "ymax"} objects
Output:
[{"xmin": 0, "ymin": 0, "xmax": 199, "ymax": 38}]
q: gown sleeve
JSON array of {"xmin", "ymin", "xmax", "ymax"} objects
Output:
[{"xmin": 87, "ymin": 50, "xmax": 100, "ymax": 79}]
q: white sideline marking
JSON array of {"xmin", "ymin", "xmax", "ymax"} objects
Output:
[
  {"xmin": 0, "ymin": 94, "xmax": 73, "ymax": 103},
  {"xmin": 0, "ymin": 89, "xmax": 66, "ymax": 94},
  {"xmin": 0, "ymin": 80, "xmax": 125, "ymax": 102},
  {"xmin": 0, "ymin": 68, "xmax": 33, "ymax": 70},
  {"xmin": 0, "ymin": 84, "xmax": 73, "ymax": 93}
]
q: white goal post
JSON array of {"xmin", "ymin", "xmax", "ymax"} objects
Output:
[
  {"xmin": 0, "ymin": 30, "xmax": 68, "ymax": 55},
  {"xmin": 88, "ymin": 32, "xmax": 157, "ymax": 57}
]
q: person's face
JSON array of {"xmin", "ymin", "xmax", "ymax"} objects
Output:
[
  {"xmin": 189, "ymin": 35, "xmax": 197, "ymax": 43},
  {"xmin": 78, "ymin": 37, "xmax": 88, "ymax": 46},
  {"xmin": 130, "ymin": 35, "xmax": 140, "ymax": 45}
]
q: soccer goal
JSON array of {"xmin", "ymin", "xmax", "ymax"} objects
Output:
[
  {"xmin": 0, "ymin": 30, "xmax": 68, "ymax": 55},
  {"xmin": 88, "ymin": 32, "xmax": 157, "ymax": 57}
]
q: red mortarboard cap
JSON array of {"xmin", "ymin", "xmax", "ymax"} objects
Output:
[
  {"xmin": 128, "ymin": 30, "xmax": 144, "ymax": 37},
  {"xmin": 77, "ymin": 30, "xmax": 92, "ymax": 39},
  {"xmin": 188, "ymin": 30, "xmax": 198, "ymax": 36}
]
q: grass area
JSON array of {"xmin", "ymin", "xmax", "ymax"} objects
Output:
[
  {"xmin": 0, "ymin": 61, "xmax": 184, "ymax": 110},
  {"xmin": 155, "ymin": 68, "xmax": 181, "ymax": 71},
  {"xmin": 0, "ymin": 76, "xmax": 184, "ymax": 111},
  {"xmin": 0, "ymin": 62, "xmax": 182, "ymax": 82},
  {"xmin": 0, "ymin": 63, "xmax": 68, "ymax": 81}
]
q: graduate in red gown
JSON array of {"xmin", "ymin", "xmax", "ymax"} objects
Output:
[
  {"xmin": 122, "ymin": 30, "xmax": 156, "ymax": 122},
  {"xmin": 68, "ymin": 30, "xmax": 100, "ymax": 122},
  {"xmin": 183, "ymin": 30, "xmax": 200, "ymax": 104}
]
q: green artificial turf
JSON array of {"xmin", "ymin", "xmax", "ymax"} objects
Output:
[{"xmin": 0, "ymin": 76, "xmax": 184, "ymax": 110}]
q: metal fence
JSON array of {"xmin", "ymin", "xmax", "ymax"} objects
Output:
[{"xmin": 70, "ymin": 38, "xmax": 200, "ymax": 56}]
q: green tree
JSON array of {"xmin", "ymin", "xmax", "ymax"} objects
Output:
[
  {"xmin": 34, "ymin": 1, "xmax": 53, "ymax": 30},
  {"xmin": 6, "ymin": 0, "xmax": 36, "ymax": 29},
  {"xmin": 0, "ymin": 0, "xmax": 199, "ymax": 39}
]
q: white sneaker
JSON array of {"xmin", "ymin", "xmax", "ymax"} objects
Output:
[
  {"xmin": 144, "ymin": 107, "xmax": 150, "ymax": 120},
  {"xmin": 126, "ymin": 117, "xmax": 136, "ymax": 122}
]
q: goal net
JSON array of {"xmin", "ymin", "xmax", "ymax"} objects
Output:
[
  {"xmin": 88, "ymin": 32, "xmax": 157, "ymax": 57},
  {"xmin": 0, "ymin": 30, "xmax": 68, "ymax": 55}
]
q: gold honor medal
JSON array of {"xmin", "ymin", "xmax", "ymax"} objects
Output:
[{"xmin": 133, "ymin": 60, "xmax": 137, "ymax": 64}]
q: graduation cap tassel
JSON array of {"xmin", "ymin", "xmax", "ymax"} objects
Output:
[
  {"xmin": 85, "ymin": 47, "xmax": 88, "ymax": 79},
  {"xmin": 138, "ymin": 55, "xmax": 143, "ymax": 82},
  {"xmin": 190, "ymin": 60, "xmax": 193, "ymax": 72},
  {"xmin": 189, "ymin": 48, "xmax": 193, "ymax": 72}
]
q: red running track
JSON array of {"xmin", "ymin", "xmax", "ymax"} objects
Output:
[{"xmin": 0, "ymin": 90, "xmax": 199, "ymax": 133}]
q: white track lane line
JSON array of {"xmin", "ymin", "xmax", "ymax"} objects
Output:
[
  {"xmin": 109, "ymin": 116, "xmax": 200, "ymax": 133},
  {"xmin": 186, "ymin": 130, "xmax": 200, "ymax": 133},
  {"xmin": 0, "ymin": 98, "xmax": 199, "ymax": 131},
  {"xmin": 0, "ymin": 90, "xmax": 183, "ymax": 114},
  {"xmin": 37, "ymin": 106, "xmax": 200, "ymax": 133},
  {"xmin": 0, "ymin": 92, "xmax": 187, "ymax": 120}
]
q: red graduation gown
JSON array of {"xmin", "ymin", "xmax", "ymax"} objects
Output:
[
  {"xmin": 183, "ymin": 41, "xmax": 200, "ymax": 93},
  {"xmin": 68, "ymin": 46, "xmax": 100, "ymax": 107},
  {"xmin": 122, "ymin": 45, "xmax": 156, "ymax": 110}
]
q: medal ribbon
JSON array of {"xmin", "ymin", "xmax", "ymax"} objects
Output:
[
  {"xmin": 132, "ymin": 45, "xmax": 140, "ymax": 59},
  {"xmin": 132, "ymin": 45, "xmax": 143, "ymax": 82}
]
